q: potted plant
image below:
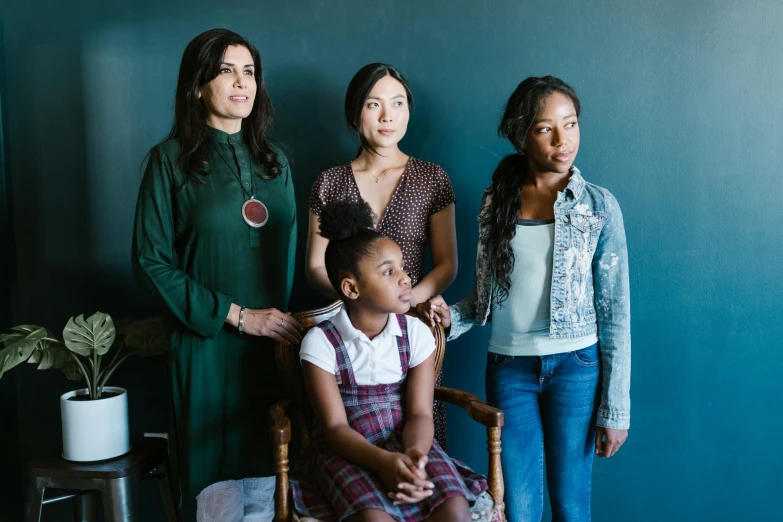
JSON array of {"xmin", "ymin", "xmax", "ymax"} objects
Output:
[{"xmin": 0, "ymin": 312, "xmax": 168, "ymax": 461}]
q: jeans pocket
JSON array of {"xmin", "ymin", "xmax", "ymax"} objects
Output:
[
  {"xmin": 486, "ymin": 352, "xmax": 511, "ymax": 368},
  {"xmin": 571, "ymin": 344, "xmax": 600, "ymax": 367}
]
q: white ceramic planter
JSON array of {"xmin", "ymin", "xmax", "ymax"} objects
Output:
[{"xmin": 60, "ymin": 386, "xmax": 131, "ymax": 461}]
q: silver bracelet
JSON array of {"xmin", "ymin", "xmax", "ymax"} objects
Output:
[{"xmin": 238, "ymin": 306, "xmax": 246, "ymax": 334}]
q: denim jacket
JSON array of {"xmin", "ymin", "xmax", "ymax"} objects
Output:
[{"xmin": 448, "ymin": 167, "xmax": 631, "ymax": 430}]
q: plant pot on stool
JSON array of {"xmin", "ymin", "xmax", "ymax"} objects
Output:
[
  {"xmin": 0, "ymin": 312, "xmax": 169, "ymax": 462},
  {"xmin": 61, "ymin": 386, "xmax": 130, "ymax": 461}
]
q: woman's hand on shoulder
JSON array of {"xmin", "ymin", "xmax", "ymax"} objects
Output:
[
  {"xmin": 415, "ymin": 295, "xmax": 451, "ymax": 329},
  {"xmin": 595, "ymin": 427, "xmax": 628, "ymax": 458},
  {"xmin": 228, "ymin": 305, "xmax": 303, "ymax": 344},
  {"xmin": 378, "ymin": 451, "xmax": 434, "ymax": 505}
]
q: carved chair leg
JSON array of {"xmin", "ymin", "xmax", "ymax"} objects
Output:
[
  {"xmin": 487, "ymin": 426, "xmax": 505, "ymax": 519},
  {"xmin": 274, "ymin": 443, "xmax": 291, "ymax": 522}
]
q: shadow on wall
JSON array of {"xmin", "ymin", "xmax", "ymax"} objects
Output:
[
  {"xmin": 268, "ymin": 64, "xmax": 355, "ymax": 312},
  {"xmin": 10, "ymin": 35, "xmax": 91, "ymax": 522},
  {"xmin": 0, "ymin": 18, "xmax": 24, "ymax": 522},
  {"xmin": 6, "ymin": 25, "xmax": 170, "ymax": 519}
]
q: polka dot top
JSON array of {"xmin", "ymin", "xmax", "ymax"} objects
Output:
[{"xmin": 309, "ymin": 157, "xmax": 456, "ymax": 285}]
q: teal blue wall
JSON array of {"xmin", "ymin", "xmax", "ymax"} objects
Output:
[
  {"xmin": 0, "ymin": 19, "xmax": 24, "ymax": 522},
  {"xmin": 1, "ymin": 1, "xmax": 781, "ymax": 520}
]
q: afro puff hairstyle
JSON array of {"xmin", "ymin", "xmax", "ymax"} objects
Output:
[{"xmin": 319, "ymin": 199, "xmax": 385, "ymax": 298}]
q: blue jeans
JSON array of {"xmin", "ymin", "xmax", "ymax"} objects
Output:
[{"xmin": 485, "ymin": 344, "xmax": 600, "ymax": 522}]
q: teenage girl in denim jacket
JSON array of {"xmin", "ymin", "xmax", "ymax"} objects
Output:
[{"xmin": 418, "ymin": 76, "xmax": 630, "ymax": 522}]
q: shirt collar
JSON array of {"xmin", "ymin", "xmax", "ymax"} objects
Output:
[
  {"xmin": 331, "ymin": 306, "xmax": 403, "ymax": 343},
  {"xmin": 564, "ymin": 166, "xmax": 585, "ymax": 199},
  {"xmin": 207, "ymin": 125, "xmax": 243, "ymax": 145}
]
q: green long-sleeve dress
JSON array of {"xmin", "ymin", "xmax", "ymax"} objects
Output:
[{"xmin": 132, "ymin": 126, "xmax": 296, "ymax": 499}]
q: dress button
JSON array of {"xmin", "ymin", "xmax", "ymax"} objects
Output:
[{"xmin": 243, "ymin": 181, "xmax": 250, "ymax": 188}]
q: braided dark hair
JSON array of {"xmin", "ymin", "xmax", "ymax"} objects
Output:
[
  {"xmin": 319, "ymin": 200, "xmax": 384, "ymax": 298},
  {"xmin": 166, "ymin": 28, "xmax": 281, "ymax": 184},
  {"xmin": 487, "ymin": 76, "xmax": 581, "ymax": 306}
]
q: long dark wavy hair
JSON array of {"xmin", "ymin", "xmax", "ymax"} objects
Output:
[
  {"xmin": 166, "ymin": 28, "xmax": 281, "ymax": 183},
  {"xmin": 487, "ymin": 76, "xmax": 581, "ymax": 306},
  {"xmin": 344, "ymin": 63, "xmax": 414, "ymax": 157}
]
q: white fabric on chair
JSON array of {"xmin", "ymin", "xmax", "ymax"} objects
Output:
[{"xmin": 196, "ymin": 476, "xmax": 276, "ymax": 522}]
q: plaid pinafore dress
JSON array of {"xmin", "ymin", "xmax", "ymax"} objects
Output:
[{"xmin": 291, "ymin": 314, "xmax": 488, "ymax": 521}]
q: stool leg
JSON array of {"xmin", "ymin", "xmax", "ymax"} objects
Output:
[
  {"xmin": 100, "ymin": 473, "xmax": 140, "ymax": 522},
  {"xmin": 156, "ymin": 462, "xmax": 180, "ymax": 522},
  {"xmin": 24, "ymin": 476, "xmax": 44, "ymax": 522},
  {"xmin": 73, "ymin": 491, "xmax": 99, "ymax": 522}
]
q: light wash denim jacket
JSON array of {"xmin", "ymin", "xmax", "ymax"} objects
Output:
[{"xmin": 448, "ymin": 167, "xmax": 631, "ymax": 430}]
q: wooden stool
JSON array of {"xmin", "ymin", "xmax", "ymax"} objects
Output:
[{"xmin": 24, "ymin": 436, "xmax": 179, "ymax": 522}]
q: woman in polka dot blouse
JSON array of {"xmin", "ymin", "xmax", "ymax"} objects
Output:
[{"xmin": 306, "ymin": 63, "xmax": 458, "ymax": 448}]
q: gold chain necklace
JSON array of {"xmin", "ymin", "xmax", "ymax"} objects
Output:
[{"xmin": 355, "ymin": 157, "xmax": 407, "ymax": 183}]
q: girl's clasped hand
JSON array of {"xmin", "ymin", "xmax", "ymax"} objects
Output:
[{"xmin": 379, "ymin": 449, "xmax": 434, "ymax": 504}]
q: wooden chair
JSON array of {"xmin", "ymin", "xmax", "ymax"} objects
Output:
[{"xmin": 269, "ymin": 301, "xmax": 505, "ymax": 522}]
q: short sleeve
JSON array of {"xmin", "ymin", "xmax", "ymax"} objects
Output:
[
  {"xmin": 299, "ymin": 327, "xmax": 338, "ymax": 375},
  {"xmin": 308, "ymin": 171, "xmax": 330, "ymax": 215},
  {"xmin": 428, "ymin": 165, "xmax": 457, "ymax": 216},
  {"xmin": 407, "ymin": 316, "xmax": 436, "ymax": 368}
]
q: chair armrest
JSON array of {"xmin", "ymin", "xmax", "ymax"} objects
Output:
[
  {"xmin": 435, "ymin": 387, "xmax": 506, "ymax": 516},
  {"xmin": 434, "ymin": 387, "xmax": 504, "ymax": 428},
  {"xmin": 269, "ymin": 399, "xmax": 294, "ymax": 446}
]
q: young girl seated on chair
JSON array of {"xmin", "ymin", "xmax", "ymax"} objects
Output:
[{"xmin": 291, "ymin": 200, "xmax": 487, "ymax": 522}]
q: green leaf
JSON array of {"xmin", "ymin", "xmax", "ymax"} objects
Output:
[
  {"xmin": 11, "ymin": 325, "xmax": 47, "ymax": 333},
  {"xmin": 60, "ymin": 360, "xmax": 83, "ymax": 381},
  {"xmin": 0, "ymin": 327, "xmax": 48, "ymax": 378},
  {"xmin": 28, "ymin": 350, "xmax": 42, "ymax": 364},
  {"xmin": 110, "ymin": 317, "xmax": 136, "ymax": 348},
  {"xmin": 34, "ymin": 339, "xmax": 66, "ymax": 370},
  {"xmin": 63, "ymin": 312, "xmax": 116, "ymax": 357},
  {"xmin": 123, "ymin": 316, "xmax": 169, "ymax": 357},
  {"xmin": 0, "ymin": 332, "xmax": 24, "ymax": 346},
  {"xmin": 47, "ymin": 343, "xmax": 83, "ymax": 380},
  {"xmin": 112, "ymin": 317, "xmax": 136, "ymax": 334}
]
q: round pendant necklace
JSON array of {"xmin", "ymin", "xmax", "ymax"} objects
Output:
[
  {"xmin": 241, "ymin": 197, "xmax": 268, "ymax": 228},
  {"xmin": 214, "ymin": 145, "xmax": 269, "ymax": 228}
]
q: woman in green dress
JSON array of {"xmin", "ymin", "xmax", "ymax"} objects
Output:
[{"xmin": 132, "ymin": 28, "xmax": 303, "ymax": 518}]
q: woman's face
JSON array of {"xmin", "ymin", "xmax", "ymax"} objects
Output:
[
  {"xmin": 524, "ymin": 91, "xmax": 580, "ymax": 175},
  {"xmin": 359, "ymin": 75, "xmax": 410, "ymax": 153},
  {"xmin": 199, "ymin": 45, "xmax": 257, "ymax": 133}
]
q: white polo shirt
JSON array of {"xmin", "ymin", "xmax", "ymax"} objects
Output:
[{"xmin": 299, "ymin": 306, "xmax": 436, "ymax": 385}]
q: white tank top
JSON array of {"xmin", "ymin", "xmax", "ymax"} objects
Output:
[{"xmin": 488, "ymin": 219, "xmax": 597, "ymax": 356}]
